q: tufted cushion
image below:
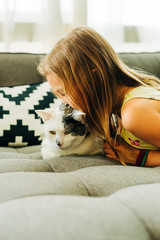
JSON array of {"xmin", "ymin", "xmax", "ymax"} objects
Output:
[
  {"xmin": 0, "ymin": 184, "xmax": 159, "ymax": 240},
  {"xmin": 0, "ymin": 82, "xmax": 55, "ymax": 147}
]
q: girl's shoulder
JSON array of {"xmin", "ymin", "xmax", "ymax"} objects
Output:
[
  {"xmin": 122, "ymin": 85, "xmax": 160, "ymax": 108},
  {"xmin": 121, "ymin": 86, "xmax": 160, "ymax": 132},
  {"xmin": 120, "ymin": 86, "xmax": 160, "ymax": 150}
]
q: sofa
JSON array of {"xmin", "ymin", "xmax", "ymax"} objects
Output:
[{"xmin": 0, "ymin": 52, "xmax": 160, "ymax": 240}]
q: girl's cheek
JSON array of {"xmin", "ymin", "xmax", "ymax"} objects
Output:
[{"xmin": 61, "ymin": 96, "xmax": 69, "ymax": 104}]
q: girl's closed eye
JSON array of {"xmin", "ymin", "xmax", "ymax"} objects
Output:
[
  {"xmin": 57, "ymin": 90, "xmax": 66, "ymax": 99},
  {"xmin": 51, "ymin": 90, "xmax": 66, "ymax": 99},
  {"xmin": 60, "ymin": 92, "xmax": 65, "ymax": 97}
]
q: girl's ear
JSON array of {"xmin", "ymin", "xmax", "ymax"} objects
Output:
[
  {"xmin": 72, "ymin": 110, "xmax": 86, "ymax": 124},
  {"xmin": 35, "ymin": 109, "xmax": 54, "ymax": 122}
]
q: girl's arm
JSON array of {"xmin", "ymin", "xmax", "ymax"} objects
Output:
[
  {"xmin": 104, "ymin": 143, "xmax": 160, "ymax": 167},
  {"xmin": 121, "ymin": 98, "xmax": 160, "ymax": 148},
  {"xmin": 105, "ymin": 98, "xmax": 160, "ymax": 166},
  {"xmin": 145, "ymin": 150, "xmax": 160, "ymax": 167}
]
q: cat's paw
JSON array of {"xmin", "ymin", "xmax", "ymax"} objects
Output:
[{"xmin": 42, "ymin": 151, "xmax": 61, "ymax": 160}]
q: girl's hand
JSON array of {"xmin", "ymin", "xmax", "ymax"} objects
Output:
[{"xmin": 104, "ymin": 141, "xmax": 139, "ymax": 165}]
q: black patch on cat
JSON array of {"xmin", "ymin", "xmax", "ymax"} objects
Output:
[{"xmin": 62, "ymin": 115, "xmax": 86, "ymax": 136}]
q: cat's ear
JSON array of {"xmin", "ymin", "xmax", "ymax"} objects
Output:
[
  {"xmin": 35, "ymin": 109, "xmax": 54, "ymax": 122},
  {"xmin": 72, "ymin": 110, "xmax": 86, "ymax": 124}
]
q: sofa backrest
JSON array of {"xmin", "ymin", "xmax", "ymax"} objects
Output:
[
  {"xmin": 0, "ymin": 52, "xmax": 160, "ymax": 87},
  {"xmin": 119, "ymin": 52, "xmax": 160, "ymax": 79},
  {"xmin": 0, "ymin": 53, "xmax": 44, "ymax": 87}
]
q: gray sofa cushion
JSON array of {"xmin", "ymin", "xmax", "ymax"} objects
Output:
[
  {"xmin": 119, "ymin": 52, "xmax": 160, "ymax": 78},
  {"xmin": 0, "ymin": 53, "xmax": 44, "ymax": 87},
  {"xmin": 0, "ymin": 164, "xmax": 160, "ymax": 202},
  {"xmin": 0, "ymin": 183, "xmax": 159, "ymax": 240},
  {"xmin": 0, "ymin": 145, "xmax": 118, "ymax": 173}
]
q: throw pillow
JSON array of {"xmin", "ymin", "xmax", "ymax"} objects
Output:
[{"xmin": 0, "ymin": 82, "xmax": 56, "ymax": 147}]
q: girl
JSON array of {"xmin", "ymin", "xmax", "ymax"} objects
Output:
[{"xmin": 38, "ymin": 27, "xmax": 160, "ymax": 167}]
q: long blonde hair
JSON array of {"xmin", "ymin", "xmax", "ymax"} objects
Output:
[{"xmin": 38, "ymin": 27, "xmax": 160, "ymax": 146}]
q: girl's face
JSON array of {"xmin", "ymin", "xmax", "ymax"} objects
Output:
[{"xmin": 46, "ymin": 72, "xmax": 80, "ymax": 110}]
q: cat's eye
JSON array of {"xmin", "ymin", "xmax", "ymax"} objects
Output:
[
  {"xmin": 64, "ymin": 131, "xmax": 71, "ymax": 135},
  {"xmin": 49, "ymin": 131, "xmax": 56, "ymax": 135}
]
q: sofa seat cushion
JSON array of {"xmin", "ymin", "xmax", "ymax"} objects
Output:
[
  {"xmin": 0, "ymin": 145, "xmax": 42, "ymax": 159},
  {"xmin": 0, "ymin": 165, "xmax": 160, "ymax": 203},
  {"xmin": 0, "ymin": 183, "xmax": 160, "ymax": 240},
  {"xmin": 0, "ymin": 145, "xmax": 118, "ymax": 173}
]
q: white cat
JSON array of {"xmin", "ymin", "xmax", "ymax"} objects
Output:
[{"xmin": 36, "ymin": 99, "xmax": 104, "ymax": 159}]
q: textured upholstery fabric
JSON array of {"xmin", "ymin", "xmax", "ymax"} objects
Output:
[
  {"xmin": 0, "ymin": 165, "xmax": 160, "ymax": 202},
  {"xmin": 0, "ymin": 184, "xmax": 160, "ymax": 240},
  {"xmin": 0, "ymin": 53, "xmax": 44, "ymax": 87},
  {"xmin": 0, "ymin": 146, "xmax": 118, "ymax": 173},
  {"xmin": 0, "ymin": 52, "xmax": 160, "ymax": 240},
  {"xmin": 120, "ymin": 52, "xmax": 160, "ymax": 78}
]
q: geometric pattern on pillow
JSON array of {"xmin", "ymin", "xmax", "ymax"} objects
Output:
[{"xmin": 0, "ymin": 82, "xmax": 56, "ymax": 147}]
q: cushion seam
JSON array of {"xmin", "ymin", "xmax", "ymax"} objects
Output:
[{"xmin": 69, "ymin": 172, "xmax": 91, "ymax": 196}]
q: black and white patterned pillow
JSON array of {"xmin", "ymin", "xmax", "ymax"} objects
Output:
[{"xmin": 0, "ymin": 82, "xmax": 56, "ymax": 147}]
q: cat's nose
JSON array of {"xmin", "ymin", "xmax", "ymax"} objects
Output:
[
  {"xmin": 57, "ymin": 142, "xmax": 61, "ymax": 147},
  {"xmin": 56, "ymin": 139, "xmax": 62, "ymax": 147}
]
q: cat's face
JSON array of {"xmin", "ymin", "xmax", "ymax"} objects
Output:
[{"xmin": 36, "ymin": 101, "xmax": 88, "ymax": 150}]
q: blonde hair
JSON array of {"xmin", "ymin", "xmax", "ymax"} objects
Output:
[{"xmin": 38, "ymin": 27, "xmax": 160, "ymax": 146}]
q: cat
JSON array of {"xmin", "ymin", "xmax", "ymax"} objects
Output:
[{"xmin": 36, "ymin": 99, "xmax": 104, "ymax": 159}]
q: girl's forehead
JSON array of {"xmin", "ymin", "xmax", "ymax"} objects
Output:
[
  {"xmin": 46, "ymin": 72, "xmax": 61, "ymax": 84},
  {"xmin": 46, "ymin": 73, "xmax": 64, "ymax": 90}
]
